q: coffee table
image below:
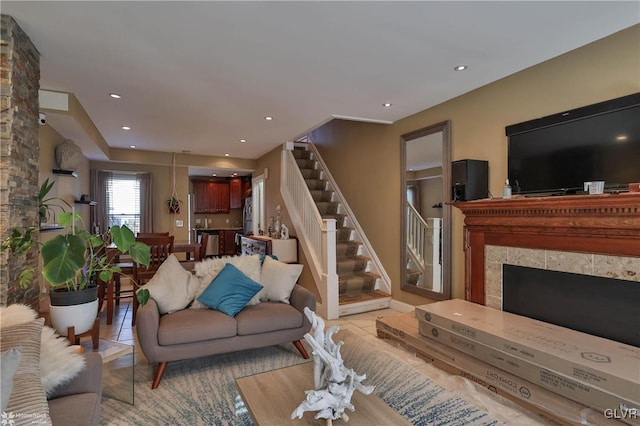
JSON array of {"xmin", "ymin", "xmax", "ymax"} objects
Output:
[
  {"xmin": 236, "ymin": 362, "xmax": 410, "ymax": 425},
  {"xmin": 81, "ymin": 338, "xmax": 134, "ymax": 405}
]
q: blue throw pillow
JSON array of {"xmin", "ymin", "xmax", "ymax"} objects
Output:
[{"xmin": 197, "ymin": 263, "xmax": 263, "ymax": 317}]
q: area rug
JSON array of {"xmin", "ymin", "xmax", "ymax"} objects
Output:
[{"xmin": 99, "ymin": 330, "xmax": 501, "ymax": 425}]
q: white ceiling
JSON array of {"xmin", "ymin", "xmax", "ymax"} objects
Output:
[{"xmin": 4, "ymin": 1, "xmax": 639, "ymax": 167}]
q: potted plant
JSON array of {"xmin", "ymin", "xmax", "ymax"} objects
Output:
[
  {"xmin": 166, "ymin": 196, "xmax": 182, "ymax": 214},
  {"xmin": 38, "ymin": 177, "xmax": 72, "ymax": 226},
  {"xmin": 2, "ymin": 212, "xmax": 151, "ymax": 336}
]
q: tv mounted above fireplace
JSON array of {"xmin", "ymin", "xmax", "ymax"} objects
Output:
[{"xmin": 506, "ymin": 92, "xmax": 640, "ymax": 195}]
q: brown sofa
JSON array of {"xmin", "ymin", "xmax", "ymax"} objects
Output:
[
  {"xmin": 136, "ymin": 283, "xmax": 316, "ymax": 388},
  {"xmin": 47, "ymin": 352, "xmax": 102, "ymax": 425}
]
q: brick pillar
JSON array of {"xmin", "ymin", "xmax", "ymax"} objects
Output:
[{"xmin": 0, "ymin": 15, "xmax": 41, "ymax": 307}]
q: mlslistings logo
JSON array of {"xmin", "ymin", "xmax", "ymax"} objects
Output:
[
  {"xmin": 1, "ymin": 412, "xmax": 15, "ymax": 426},
  {"xmin": 581, "ymin": 352, "xmax": 611, "ymax": 363}
]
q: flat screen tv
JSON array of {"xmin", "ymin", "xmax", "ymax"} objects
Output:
[{"xmin": 507, "ymin": 93, "xmax": 640, "ymax": 195}]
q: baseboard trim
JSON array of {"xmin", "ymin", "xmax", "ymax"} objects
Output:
[{"xmin": 390, "ymin": 299, "xmax": 414, "ymax": 313}]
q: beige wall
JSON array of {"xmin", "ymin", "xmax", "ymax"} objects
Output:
[
  {"xmin": 90, "ymin": 160, "xmax": 192, "ymax": 241},
  {"xmin": 38, "ymin": 125, "xmax": 90, "ymax": 240},
  {"xmin": 292, "ymin": 25, "xmax": 640, "ymax": 306}
]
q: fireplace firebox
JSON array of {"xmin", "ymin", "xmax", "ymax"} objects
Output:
[{"xmin": 503, "ymin": 264, "xmax": 640, "ymax": 347}]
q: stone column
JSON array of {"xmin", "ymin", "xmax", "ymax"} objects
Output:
[{"xmin": 0, "ymin": 15, "xmax": 41, "ymax": 307}]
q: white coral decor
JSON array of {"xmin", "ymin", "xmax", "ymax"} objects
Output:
[{"xmin": 291, "ymin": 308, "xmax": 374, "ymax": 424}]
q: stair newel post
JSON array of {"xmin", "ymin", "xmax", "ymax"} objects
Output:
[{"xmin": 323, "ymin": 218, "xmax": 339, "ymax": 320}]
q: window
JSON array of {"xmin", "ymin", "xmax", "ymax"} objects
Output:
[{"xmin": 106, "ymin": 173, "xmax": 141, "ymax": 234}]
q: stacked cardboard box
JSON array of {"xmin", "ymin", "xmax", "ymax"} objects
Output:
[
  {"xmin": 414, "ymin": 300, "xmax": 640, "ymax": 425},
  {"xmin": 376, "ymin": 312, "xmax": 622, "ymax": 426}
]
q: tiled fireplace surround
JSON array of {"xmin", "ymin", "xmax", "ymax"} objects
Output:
[
  {"xmin": 484, "ymin": 245, "xmax": 639, "ymax": 309},
  {"xmin": 453, "ymin": 193, "xmax": 640, "ymax": 310}
]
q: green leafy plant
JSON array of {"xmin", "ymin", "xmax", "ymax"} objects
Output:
[
  {"xmin": 166, "ymin": 196, "xmax": 182, "ymax": 213},
  {"xmin": 38, "ymin": 177, "xmax": 72, "ymax": 224},
  {"xmin": 2, "ymin": 178, "xmax": 153, "ymax": 306},
  {"xmin": 42, "ymin": 212, "xmax": 151, "ymax": 292}
]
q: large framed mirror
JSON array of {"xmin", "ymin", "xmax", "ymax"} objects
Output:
[{"xmin": 400, "ymin": 121, "xmax": 451, "ymax": 300}]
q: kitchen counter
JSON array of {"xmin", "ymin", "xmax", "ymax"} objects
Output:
[{"xmin": 193, "ymin": 227, "xmax": 243, "ymax": 231}]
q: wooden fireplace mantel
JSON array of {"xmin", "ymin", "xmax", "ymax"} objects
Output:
[{"xmin": 452, "ymin": 193, "xmax": 640, "ymax": 304}]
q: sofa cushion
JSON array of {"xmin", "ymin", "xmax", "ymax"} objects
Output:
[
  {"xmin": 158, "ymin": 309, "xmax": 237, "ymax": 346},
  {"xmin": 48, "ymin": 393, "xmax": 99, "ymax": 426},
  {"xmin": 138, "ymin": 254, "xmax": 198, "ymax": 314},
  {"xmin": 236, "ymin": 302, "xmax": 303, "ymax": 335},
  {"xmin": 197, "ymin": 263, "xmax": 263, "ymax": 317}
]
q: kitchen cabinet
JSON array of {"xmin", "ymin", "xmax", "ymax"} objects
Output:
[
  {"xmin": 230, "ymin": 178, "xmax": 242, "ymax": 209},
  {"xmin": 218, "ymin": 230, "xmax": 238, "ymax": 255},
  {"xmin": 192, "ymin": 180, "xmax": 230, "ymax": 214}
]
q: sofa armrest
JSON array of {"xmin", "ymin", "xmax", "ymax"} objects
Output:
[
  {"xmin": 290, "ymin": 284, "xmax": 316, "ymax": 315},
  {"xmin": 135, "ymin": 297, "xmax": 162, "ymax": 362},
  {"xmin": 48, "ymin": 352, "xmax": 103, "ymax": 400}
]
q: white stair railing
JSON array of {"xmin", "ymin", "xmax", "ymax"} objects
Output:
[
  {"xmin": 406, "ymin": 202, "xmax": 442, "ymax": 291},
  {"xmin": 407, "ymin": 202, "xmax": 428, "ymax": 271},
  {"xmin": 280, "ymin": 143, "xmax": 339, "ymax": 319}
]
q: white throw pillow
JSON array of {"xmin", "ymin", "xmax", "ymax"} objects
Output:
[
  {"xmin": 137, "ymin": 254, "xmax": 198, "ymax": 314},
  {"xmin": 192, "ymin": 254, "xmax": 262, "ymax": 309},
  {"xmin": 259, "ymin": 256, "xmax": 303, "ymax": 304},
  {"xmin": 0, "ymin": 304, "xmax": 86, "ymax": 397}
]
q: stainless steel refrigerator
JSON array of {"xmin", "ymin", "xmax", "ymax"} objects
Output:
[{"xmin": 243, "ymin": 197, "xmax": 253, "ymax": 235}]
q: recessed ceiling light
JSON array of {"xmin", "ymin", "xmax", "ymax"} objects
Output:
[
  {"xmin": 129, "ymin": 145, "xmax": 136, "ymax": 149},
  {"xmin": 109, "ymin": 93, "xmax": 121, "ymax": 99},
  {"xmin": 121, "ymin": 126, "xmax": 131, "ymax": 130},
  {"xmin": 616, "ymin": 135, "xmax": 628, "ymax": 141},
  {"xmin": 454, "ymin": 65, "xmax": 468, "ymax": 71},
  {"xmin": 212, "ymin": 173, "xmax": 217, "ymax": 177},
  {"xmin": 224, "ymin": 153, "xmax": 230, "ymax": 157},
  {"xmin": 240, "ymin": 139, "xmax": 247, "ymax": 143},
  {"xmin": 383, "ymin": 102, "xmax": 392, "ymax": 107},
  {"xmin": 264, "ymin": 116, "xmax": 273, "ymax": 121}
]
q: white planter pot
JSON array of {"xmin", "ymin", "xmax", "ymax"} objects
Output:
[{"xmin": 49, "ymin": 299, "xmax": 99, "ymax": 336}]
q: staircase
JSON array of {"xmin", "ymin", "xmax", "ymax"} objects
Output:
[{"xmin": 281, "ymin": 141, "xmax": 391, "ymax": 319}]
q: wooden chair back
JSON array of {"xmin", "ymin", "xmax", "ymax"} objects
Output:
[
  {"xmin": 199, "ymin": 233, "xmax": 209, "ymax": 260},
  {"xmin": 137, "ymin": 232, "xmax": 170, "ymax": 238}
]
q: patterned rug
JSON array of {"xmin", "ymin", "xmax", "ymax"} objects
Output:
[{"xmin": 99, "ymin": 330, "xmax": 501, "ymax": 425}]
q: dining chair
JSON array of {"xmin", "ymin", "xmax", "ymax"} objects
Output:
[
  {"xmin": 199, "ymin": 232, "xmax": 209, "ymax": 260},
  {"xmin": 137, "ymin": 232, "xmax": 170, "ymax": 238},
  {"xmin": 131, "ymin": 235, "xmax": 174, "ymax": 325}
]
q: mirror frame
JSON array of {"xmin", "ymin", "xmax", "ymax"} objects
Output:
[{"xmin": 400, "ymin": 120, "xmax": 452, "ymax": 300}]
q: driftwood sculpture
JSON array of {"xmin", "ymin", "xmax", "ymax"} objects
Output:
[{"xmin": 291, "ymin": 308, "xmax": 374, "ymax": 425}]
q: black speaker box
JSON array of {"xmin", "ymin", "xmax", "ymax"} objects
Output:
[{"xmin": 452, "ymin": 159, "xmax": 489, "ymax": 201}]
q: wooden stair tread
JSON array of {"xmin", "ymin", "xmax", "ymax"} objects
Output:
[{"xmin": 339, "ymin": 290, "xmax": 390, "ymax": 305}]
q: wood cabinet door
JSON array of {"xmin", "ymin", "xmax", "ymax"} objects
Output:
[
  {"xmin": 230, "ymin": 178, "xmax": 242, "ymax": 209},
  {"xmin": 220, "ymin": 230, "xmax": 237, "ymax": 255},
  {"xmin": 214, "ymin": 182, "xmax": 230, "ymax": 213},
  {"xmin": 192, "ymin": 181, "xmax": 210, "ymax": 213}
]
